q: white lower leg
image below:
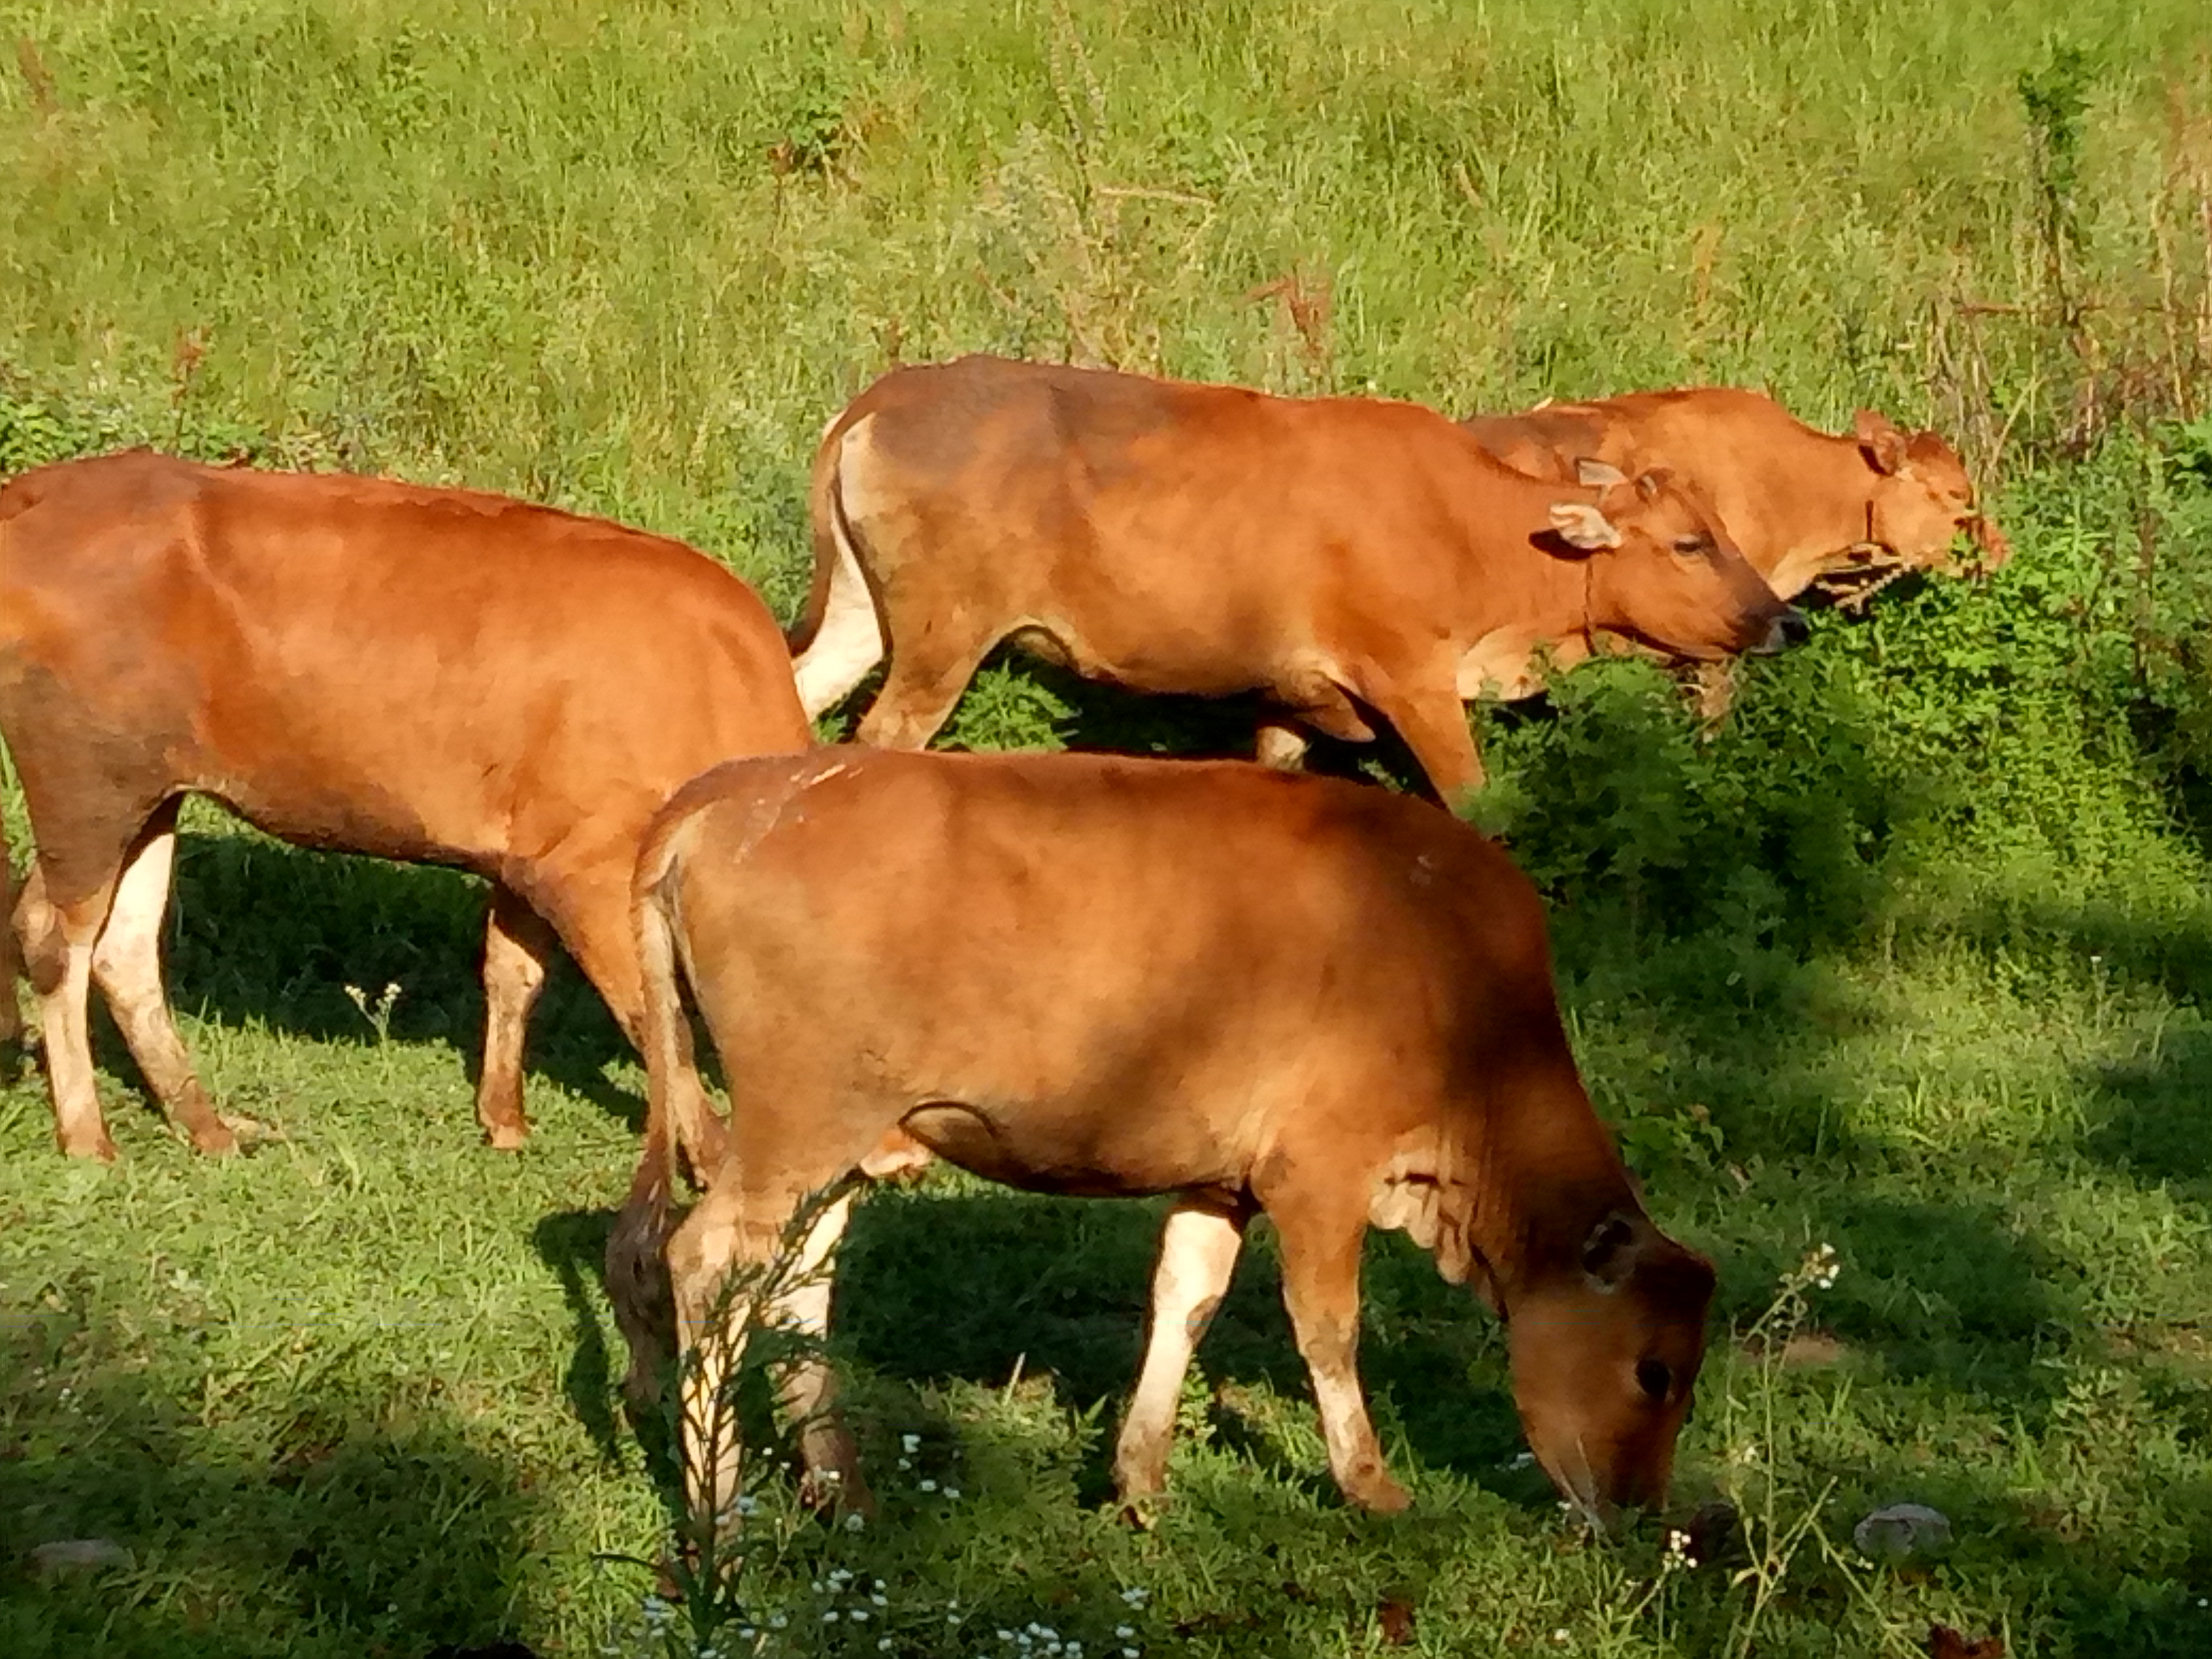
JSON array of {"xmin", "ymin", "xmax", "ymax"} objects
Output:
[
  {"xmin": 91, "ymin": 824, "xmax": 234, "ymax": 1153},
  {"xmin": 768, "ymin": 1191, "xmax": 870, "ymax": 1509},
  {"xmin": 40, "ymin": 936, "xmax": 108, "ymax": 1160},
  {"xmin": 1113, "ymin": 1201, "xmax": 1246, "ymax": 1497}
]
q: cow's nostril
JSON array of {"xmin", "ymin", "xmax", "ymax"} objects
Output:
[{"xmin": 1750, "ymin": 607, "xmax": 1809, "ymax": 656}]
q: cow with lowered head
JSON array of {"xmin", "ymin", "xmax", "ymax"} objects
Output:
[
  {"xmin": 606, "ymin": 748, "xmax": 1716, "ymax": 1536},
  {"xmin": 1462, "ymin": 387, "xmax": 2008, "ymax": 602},
  {"xmin": 790, "ymin": 356, "xmax": 1803, "ymax": 806}
]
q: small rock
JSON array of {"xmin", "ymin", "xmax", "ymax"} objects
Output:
[
  {"xmin": 31, "ymin": 1538, "xmax": 135, "ymax": 1577},
  {"xmin": 1854, "ymin": 1502, "xmax": 1953, "ymax": 1559}
]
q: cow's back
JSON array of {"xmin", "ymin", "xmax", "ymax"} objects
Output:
[
  {"xmin": 0, "ymin": 451, "xmax": 807, "ymax": 874},
  {"xmin": 832, "ymin": 361, "xmax": 1560, "ymax": 686},
  {"xmin": 655, "ymin": 750, "xmax": 1562, "ymax": 1182}
]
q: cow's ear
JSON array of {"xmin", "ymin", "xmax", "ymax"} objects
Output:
[
  {"xmin": 1548, "ymin": 501, "xmax": 1622, "ymax": 551},
  {"xmin": 1574, "ymin": 456, "xmax": 1627, "ymax": 488},
  {"xmin": 1854, "ymin": 409, "xmax": 1911, "ymax": 476},
  {"xmin": 1580, "ymin": 1211, "xmax": 1642, "ymax": 1291}
]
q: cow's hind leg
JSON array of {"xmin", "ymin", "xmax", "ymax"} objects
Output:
[
  {"xmin": 18, "ymin": 858, "xmax": 124, "ymax": 1162},
  {"xmin": 1113, "ymin": 1197, "xmax": 1249, "ymax": 1504},
  {"xmin": 477, "ymin": 884, "xmax": 559, "ymax": 1150},
  {"xmin": 765, "ymin": 1186, "xmax": 870, "ymax": 1512},
  {"xmin": 853, "ymin": 613, "xmax": 1002, "ymax": 751},
  {"xmin": 1262, "ymin": 1174, "xmax": 1409, "ymax": 1512},
  {"xmin": 88, "ymin": 802, "xmax": 239, "ymax": 1154},
  {"xmin": 667, "ymin": 1168, "xmax": 874, "ymax": 1536}
]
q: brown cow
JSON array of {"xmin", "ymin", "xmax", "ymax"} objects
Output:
[
  {"xmin": 0, "ymin": 450, "xmax": 811, "ymax": 1162},
  {"xmin": 787, "ymin": 356, "xmax": 1803, "ymax": 805},
  {"xmin": 1461, "ymin": 388, "xmax": 2009, "ymax": 602},
  {"xmin": 606, "ymin": 748, "xmax": 1717, "ymax": 1536}
]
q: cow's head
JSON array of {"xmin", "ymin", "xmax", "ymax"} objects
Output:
[
  {"xmin": 1504, "ymin": 1209, "xmax": 1715, "ymax": 1529},
  {"xmin": 1853, "ymin": 410, "xmax": 2010, "ymax": 573},
  {"xmin": 1552, "ymin": 459, "xmax": 1805, "ymax": 661}
]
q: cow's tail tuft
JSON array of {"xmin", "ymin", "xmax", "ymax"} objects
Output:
[{"xmin": 604, "ymin": 814, "xmax": 698, "ymax": 1405}]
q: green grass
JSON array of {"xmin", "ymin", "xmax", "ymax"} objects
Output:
[{"xmin": 7, "ymin": 1, "xmax": 2212, "ymax": 1655}]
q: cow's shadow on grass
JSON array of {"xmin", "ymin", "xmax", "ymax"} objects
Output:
[
  {"xmin": 0, "ymin": 1299, "xmax": 551, "ymax": 1658},
  {"xmin": 90, "ymin": 822, "xmax": 643, "ymax": 1133},
  {"xmin": 2077, "ymin": 1013, "xmax": 2212, "ymax": 1195}
]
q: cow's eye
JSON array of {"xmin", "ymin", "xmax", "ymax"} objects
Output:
[
  {"xmin": 1636, "ymin": 1358, "xmax": 1673, "ymax": 1402},
  {"xmin": 1671, "ymin": 537, "xmax": 1710, "ymax": 556}
]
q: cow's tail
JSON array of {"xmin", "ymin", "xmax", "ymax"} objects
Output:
[
  {"xmin": 604, "ymin": 809, "xmax": 701, "ymax": 1405},
  {"xmin": 0, "ymin": 794, "xmax": 20, "ymax": 1057},
  {"xmin": 0, "ymin": 497, "xmax": 23, "ymax": 1057},
  {"xmin": 786, "ymin": 408, "xmax": 887, "ymax": 720}
]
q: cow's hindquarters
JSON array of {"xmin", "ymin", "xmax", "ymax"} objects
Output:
[{"xmin": 791, "ymin": 422, "xmax": 891, "ymax": 720}]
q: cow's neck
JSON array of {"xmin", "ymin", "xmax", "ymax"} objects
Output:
[
  {"xmin": 1461, "ymin": 1078, "xmax": 1644, "ymax": 1306},
  {"xmin": 1720, "ymin": 429, "xmax": 1881, "ymax": 601},
  {"xmin": 1448, "ymin": 494, "xmax": 1604, "ymax": 695}
]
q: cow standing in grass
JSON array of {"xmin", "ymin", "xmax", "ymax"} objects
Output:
[
  {"xmin": 788, "ymin": 356, "xmax": 1804, "ymax": 807},
  {"xmin": 1461, "ymin": 388, "xmax": 2009, "ymax": 602},
  {"xmin": 607, "ymin": 748, "xmax": 1716, "ymax": 1536},
  {"xmin": 0, "ymin": 449, "xmax": 811, "ymax": 1162}
]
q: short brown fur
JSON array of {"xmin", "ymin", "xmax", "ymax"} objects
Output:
[
  {"xmin": 789, "ymin": 357, "xmax": 1799, "ymax": 806},
  {"xmin": 1461, "ymin": 388, "xmax": 2010, "ymax": 601},
  {"xmin": 0, "ymin": 450, "xmax": 812, "ymax": 1161},
  {"xmin": 606, "ymin": 748, "xmax": 1715, "ymax": 1533}
]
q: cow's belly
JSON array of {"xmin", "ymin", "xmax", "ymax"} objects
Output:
[
  {"xmin": 1004, "ymin": 609, "xmax": 1288, "ymax": 700},
  {"xmin": 896, "ymin": 1098, "xmax": 1248, "ymax": 1201}
]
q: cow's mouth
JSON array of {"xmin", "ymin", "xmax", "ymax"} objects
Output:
[{"xmin": 1538, "ymin": 1438, "xmax": 1615, "ymax": 1536}]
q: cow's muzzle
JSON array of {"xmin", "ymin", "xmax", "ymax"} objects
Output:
[
  {"xmin": 1965, "ymin": 514, "xmax": 2012, "ymax": 571},
  {"xmin": 1753, "ymin": 607, "xmax": 1809, "ymax": 656}
]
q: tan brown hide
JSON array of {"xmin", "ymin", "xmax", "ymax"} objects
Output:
[
  {"xmin": 1461, "ymin": 388, "xmax": 2009, "ymax": 601},
  {"xmin": 789, "ymin": 356, "xmax": 1800, "ymax": 805},
  {"xmin": 0, "ymin": 449, "xmax": 811, "ymax": 1161},
  {"xmin": 607, "ymin": 748, "xmax": 1715, "ymax": 1534}
]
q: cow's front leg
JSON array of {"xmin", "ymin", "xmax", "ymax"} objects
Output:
[
  {"xmin": 1114, "ymin": 1197, "xmax": 1248, "ymax": 1503},
  {"xmin": 477, "ymin": 883, "xmax": 558, "ymax": 1150},
  {"xmin": 89, "ymin": 802, "xmax": 239, "ymax": 1154},
  {"xmin": 1355, "ymin": 675, "xmax": 1485, "ymax": 814},
  {"xmin": 1271, "ymin": 1202, "xmax": 1408, "ymax": 1512}
]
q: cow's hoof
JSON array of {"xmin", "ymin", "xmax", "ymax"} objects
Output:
[
  {"xmin": 798, "ymin": 1465, "xmax": 876, "ymax": 1522},
  {"xmin": 60, "ymin": 1133, "xmax": 119, "ymax": 1163},
  {"xmin": 1346, "ymin": 1473, "xmax": 1412, "ymax": 1514},
  {"xmin": 1115, "ymin": 1492, "xmax": 1166, "ymax": 1531},
  {"xmin": 483, "ymin": 1121, "xmax": 530, "ymax": 1152},
  {"xmin": 189, "ymin": 1121, "xmax": 241, "ymax": 1156}
]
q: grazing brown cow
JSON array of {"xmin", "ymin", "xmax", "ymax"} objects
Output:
[
  {"xmin": 788, "ymin": 356, "xmax": 1803, "ymax": 805},
  {"xmin": 606, "ymin": 748, "xmax": 1716, "ymax": 1536},
  {"xmin": 0, "ymin": 449, "xmax": 810, "ymax": 1162},
  {"xmin": 1460, "ymin": 388, "xmax": 2009, "ymax": 602}
]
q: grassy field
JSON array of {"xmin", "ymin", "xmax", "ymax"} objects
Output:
[{"xmin": 6, "ymin": 1, "xmax": 2212, "ymax": 1655}]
